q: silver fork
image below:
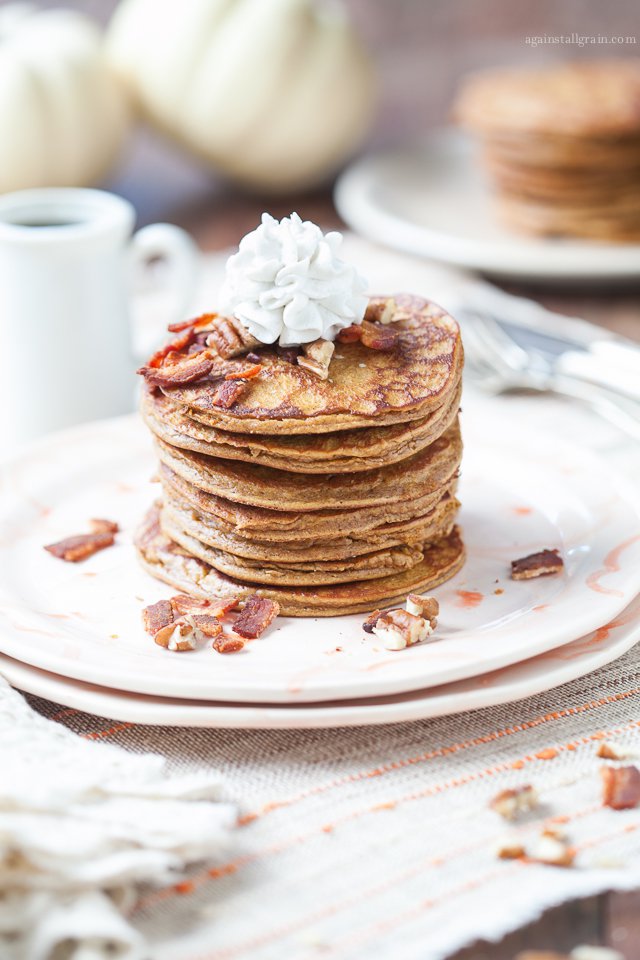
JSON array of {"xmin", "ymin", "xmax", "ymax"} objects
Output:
[{"xmin": 460, "ymin": 309, "xmax": 640, "ymax": 440}]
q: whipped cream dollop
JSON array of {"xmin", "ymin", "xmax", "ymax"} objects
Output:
[{"xmin": 219, "ymin": 213, "xmax": 368, "ymax": 346}]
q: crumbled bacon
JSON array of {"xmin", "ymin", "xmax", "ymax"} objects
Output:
[
  {"xmin": 142, "ymin": 599, "xmax": 175, "ymax": 636},
  {"xmin": 44, "ymin": 531, "xmax": 115, "ymax": 563},
  {"xmin": 511, "ymin": 549, "xmax": 564, "ymax": 580},
  {"xmin": 169, "ymin": 594, "xmax": 239, "ymax": 619},
  {"xmin": 145, "ymin": 329, "xmax": 196, "ymax": 369},
  {"xmin": 601, "ymin": 765, "xmax": 640, "ymax": 810},
  {"xmin": 142, "ymin": 353, "xmax": 214, "ymax": 388},
  {"xmin": 212, "ymin": 379, "xmax": 248, "ymax": 409},
  {"xmin": 224, "ymin": 363, "xmax": 262, "ymax": 381},
  {"xmin": 168, "ymin": 313, "xmax": 216, "ymax": 334},
  {"xmin": 187, "ymin": 614, "xmax": 222, "ymax": 638},
  {"xmin": 90, "ymin": 518, "xmax": 119, "ymax": 535},
  {"xmin": 206, "ymin": 315, "xmax": 259, "ymax": 359},
  {"xmin": 360, "ymin": 320, "xmax": 399, "ymax": 351},
  {"xmin": 213, "ymin": 635, "xmax": 246, "ymax": 654},
  {"xmin": 336, "ymin": 324, "xmax": 363, "ymax": 344},
  {"xmin": 234, "ymin": 595, "xmax": 280, "ymax": 639}
]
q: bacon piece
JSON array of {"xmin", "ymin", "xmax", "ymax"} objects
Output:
[
  {"xmin": 511, "ymin": 549, "xmax": 564, "ymax": 580},
  {"xmin": 224, "ymin": 363, "xmax": 262, "ymax": 381},
  {"xmin": 142, "ymin": 353, "xmax": 213, "ymax": 388},
  {"xmin": 601, "ymin": 765, "xmax": 640, "ymax": 810},
  {"xmin": 90, "ymin": 518, "xmax": 119, "ymax": 535},
  {"xmin": 144, "ymin": 329, "xmax": 196, "ymax": 369},
  {"xmin": 44, "ymin": 532, "xmax": 115, "ymax": 562},
  {"xmin": 169, "ymin": 594, "xmax": 239, "ymax": 619},
  {"xmin": 206, "ymin": 315, "xmax": 260, "ymax": 359},
  {"xmin": 213, "ymin": 635, "xmax": 246, "ymax": 654},
  {"xmin": 212, "ymin": 379, "xmax": 248, "ymax": 409},
  {"xmin": 336, "ymin": 324, "xmax": 363, "ymax": 344},
  {"xmin": 142, "ymin": 599, "xmax": 175, "ymax": 636},
  {"xmin": 188, "ymin": 614, "xmax": 222, "ymax": 638},
  {"xmin": 360, "ymin": 320, "xmax": 399, "ymax": 351},
  {"xmin": 234, "ymin": 595, "xmax": 280, "ymax": 639},
  {"xmin": 168, "ymin": 313, "xmax": 216, "ymax": 334}
]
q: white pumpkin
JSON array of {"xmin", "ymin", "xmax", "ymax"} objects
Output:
[
  {"xmin": 0, "ymin": 4, "xmax": 130, "ymax": 193},
  {"xmin": 106, "ymin": 0, "xmax": 375, "ymax": 192}
]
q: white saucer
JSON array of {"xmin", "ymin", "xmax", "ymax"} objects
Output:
[
  {"xmin": 4, "ymin": 594, "xmax": 639, "ymax": 728},
  {"xmin": 1, "ymin": 404, "xmax": 639, "ymax": 705},
  {"xmin": 334, "ymin": 131, "xmax": 640, "ymax": 281}
]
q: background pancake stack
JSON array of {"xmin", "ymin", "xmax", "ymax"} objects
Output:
[
  {"xmin": 455, "ymin": 60, "xmax": 640, "ymax": 241},
  {"xmin": 135, "ymin": 294, "xmax": 465, "ymax": 617}
]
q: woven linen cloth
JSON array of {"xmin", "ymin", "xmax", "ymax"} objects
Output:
[{"xmin": 4, "ymin": 238, "xmax": 640, "ymax": 958}]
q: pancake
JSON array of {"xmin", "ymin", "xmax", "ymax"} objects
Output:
[
  {"xmin": 141, "ymin": 379, "xmax": 462, "ymax": 474},
  {"xmin": 164, "ymin": 295, "xmax": 463, "ymax": 434},
  {"xmin": 154, "ymin": 419, "xmax": 462, "ymax": 512},
  {"xmin": 161, "ymin": 505, "xmax": 429, "ymax": 586},
  {"xmin": 159, "ymin": 464, "xmax": 460, "ymax": 541},
  {"xmin": 135, "ymin": 504, "xmax": 466, "ymax": 617},
  {"xmin": 162, "ymin": 485, "xmax": 460, "ymax": 561}
]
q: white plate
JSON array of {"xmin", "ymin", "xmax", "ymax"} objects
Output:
[
  {"xmin": 1, "ymin": 408, "xmax": 639, "ymax": 704},
  {"xmin": 3, "ymin": 594, "xmax": 640, "ymax": 728},
  {"xmin": 334, "ymin": 131, "xmax": 640, "ymax": 281}
]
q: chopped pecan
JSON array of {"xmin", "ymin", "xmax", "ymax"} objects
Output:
[
  {"xmin": 213, "ymin": 635, "xmax": 246, "ymax": 654},
  {"xmin": 90, "ymin": 518, "xmax": 119, "ymax": 535},
  {"xmin": 405, "ymin": 594, "xmax": 439, "ymax": 626},
  {"xmin": 360, "ymin": 320, "xmax": 399, "ymax": 351},
  {"xmin": 142, "ymin": 353, "xmax": 214, "ymax": 388},
  {"xmin": 336, "ymin": 324, "xmax": 363, "ymax": 344},
  {"xmin": 206, "ymin": 315, "xmax": 260, "ymax": 359},
  {"xmin": 44, "ymin": 531, "xmax": 115, "ymax": 563},
  {"xmin": 142, "ymin": 599, "xmax": 175, "ymax": 636},
  {"xmin": 496, "ymin": 838, "xmax": 526, "ymax": 860},
  {"xmin": 365, "ymin": 296, "xmax": 397, "ymax": 325},
  {"xmin": 597, "ymin": 741, "xmax": 633, "ymax": 761},
  {"xmin": 490, "ymin": 784, "xmax": 538, "ymax": 820},
  {"xmin": 297, "ymin": 339, "xmax": 334, "ymax": 381},
  {"xmin": 362, "ymin": 609, "xmax": 386, "ymax": 634},
  {"xmin": 154, "ymin": 618, "xmax": 197, "ymax": 651},
  {"xmin": 224, "ymin": 363, "xmax": 262, "ymax": 381},
  {"xmin": 511, "ymin": 549, "xmax": 564, "ymax": 580},
  {"xmin": 187, "ymin": 614, "xmax": 222, "ymax": 638},
  {"xmin": 373, "ymin": 608, "xmax": 434, "ymax": 650},
  {"xmin": 212, "ymin": 379, "xmax": 248, "ymax": 409},
  {"xmin": 234, "ymin": 595, "xmax": 280, "ymax": 639},
  {"xmin": 528, "ymin": 830, "xmax": 575, "ymax": 868},
  {"xmin": 601, "ymin": 765, "xmax": 640, "ymax": 809}
]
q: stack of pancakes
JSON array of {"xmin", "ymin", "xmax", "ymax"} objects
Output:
[
  {"xmin": 135, "ymin": 294, "xmax": 465, "ymax": 617},
  {"xmin": 455, "ymin": 60, "xmax": 640, "ymax": 241}
]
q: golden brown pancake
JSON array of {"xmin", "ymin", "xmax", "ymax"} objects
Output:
[
  {"xmin": 162, "ymin": 485, "xmax": 460, "ymax": 561},
  {"xmin": 164, "ymin": 296, "xmax": 463, "ymax": 434},
  {"xmin": 141, "ymin": 379, "xmax": 462, "ymax": 474},
  {"xmin": 159, "ymin": 463, "xmax": 460, "ymax": 541},
  {"xmin": 135, "ymin": 504, "xmax": 466, "ymax": 617},
  {"xmin": 153, "ymin": 419, "xmax": 462, "ymax": 512}
]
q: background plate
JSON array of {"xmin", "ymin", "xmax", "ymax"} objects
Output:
[
  {"xmin": 334, "ymin": 131, "xmax": 640, "ymax": 281},
  {"xmin": 0, "ymin": 404, "xmax": 639, "ymax": 703}
]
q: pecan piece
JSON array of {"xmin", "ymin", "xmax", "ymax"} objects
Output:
[
  {"xmin": 373, "ymin": 608, "xmax": 434, "ymax": 650},
  {"xmin": 212, "ymin": 379, "xmax": 248, "ymax": 409},
  {"xmin": 597, "ymin": 741, "xmax": 633, "ymax": 760},
  {"xmin": 213, "ymin": 635, "xmax": 246, "ymax": 654},
  {"xmin": 44, "ymin": 532, "xmax": 115, "ymax": 563},
  {"xmin": 511, "ymin": 549, "xmax": 564, "ymax": 580},
  {"xmin": 154, "ymin": 618, "xmax": 197, "ymax": 651},
  {"xmin": 528, "ymin": 829, "xmax": 575, "ymax": 868},
  {"xmin": 187, "ymin": 614, "xmax": 222, "ymax": 639},
  {"xmin": 142, "ymin": 353, "xmax": 213, "ymax": 388},
  {"xmin": 297, "ymin": 338, "xmax": 334, "ymax": 380},
  {"xmin": 90, "ymin": 518, "xmax": 119, "ymax": 535},
  {"xmin": 336, "ymin": 324, "xmax": 363, "ymax": 344},
  {"xmin": 365, "ymin": 296, "xmax": 397, "ymax": 325},
  {"xmin": 206, "ymin": 315, "xmax": 260, "ymax": 359},
  {"xmin": 490, "ymin": 784, "xmax": 538, "ymax": 820},
  {"xmin": 405, "ymin": 594, "xmax": 439, "ymax": 626},
  {"xmin": 142, "ymin": 599, "xmax": 175, "ymax": 636},
  {"xmin": 362, "ymin": 609, "xmax": 386, "ymax": 634},
  {"xmin": 234, "ymin": 595, "xmax": 280, "ymax": 639},
  {"xmin": 601, "ymin": 765, "xmax": 640, "ymax": 809},
  {"xmin": 360, "ymin": 320, "xmax": 399, "ymax": 351}
]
